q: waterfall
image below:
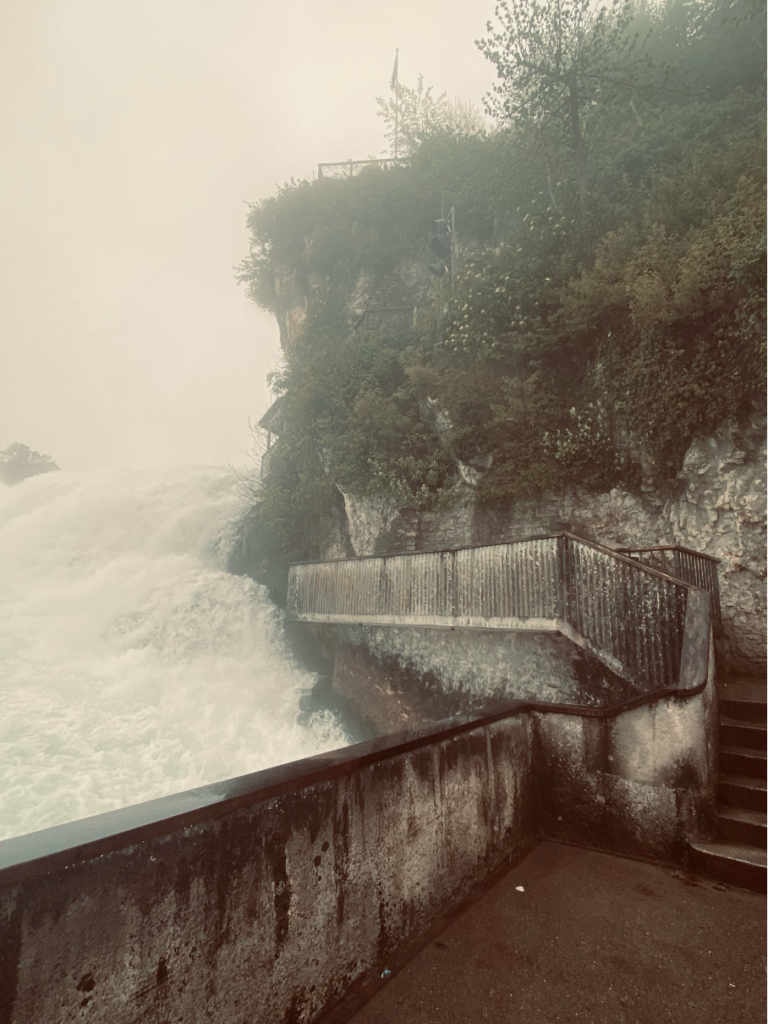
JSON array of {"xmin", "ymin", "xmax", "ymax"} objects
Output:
[{"xmin": 0, "ymin": 465, "xmax": 347, "ymax": 841}]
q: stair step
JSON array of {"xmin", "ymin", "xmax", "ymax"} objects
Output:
[
  {"xmin": 718, "ymin": 807, "xmax": 767, "ymax": 848},
  {"xmin": 718, "ymin": 676, "xmax": 766, "ymax": 696},
  {"xmin": 689, "ymin": 841, "xmax": 766, "ymax": 892},
  {"xmin": 720, "ymin": 745, "xmax": 767, "ymax": 778},
  {"xmin": 721, "ymin": 700, "xmax": 766, "ymax": 723},
  {"xmin": 718, "ymin": 774, "xmax": 767, "ymax": 812},
  {"xmin": 719, "ymin": 679, "xmax": 766, "ymax": 722},
  {"xmin": 720, "ymin": 717, "xmax": 767, "ymax": 750}
]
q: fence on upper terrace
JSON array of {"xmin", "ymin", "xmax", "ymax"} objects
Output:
[{"xmin": 317, "ymin": 158, "xmax": 408, "ymax": 179}]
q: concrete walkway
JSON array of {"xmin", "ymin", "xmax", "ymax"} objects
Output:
[{"xmin": 345, "ymin": 842, "xmax": 766, "ymax": 1024}]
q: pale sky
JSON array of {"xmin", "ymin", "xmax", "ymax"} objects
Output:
[{"xmin": 0, "ymin": 0, "xmax": 494, "ymax": 470}]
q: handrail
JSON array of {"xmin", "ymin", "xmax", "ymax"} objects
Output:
[
  {"xmin": 290, "ymin": 532, "xmax": 692, "ymax": 581},
  {"xmin": 287, "ymin": 533, "xmax": 712, "ymax": 698},
  {"xmin": 616, "ymin": 544, "xmax": 720, "ymax": 563},
  {"xmin": 616, "ymin": 544, "xmax": 721, "ymax": 623}
]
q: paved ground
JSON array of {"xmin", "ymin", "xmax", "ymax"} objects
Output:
[{"xmin": 345, "ymin": 842, "xmax": 766, "ymax": 1024}]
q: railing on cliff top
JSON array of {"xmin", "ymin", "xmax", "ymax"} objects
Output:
[
  {"xmin": 287, "ymin": 533, "xmax": 713, "ymax": 693},
  {"xmin": 317, "ymin": 158, "xmax": 408, "ymax": 179}
]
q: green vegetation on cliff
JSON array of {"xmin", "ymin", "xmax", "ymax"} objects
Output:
[{"xmin": 233, "ymin": 0, "xmax": 766, "ymax": 599}]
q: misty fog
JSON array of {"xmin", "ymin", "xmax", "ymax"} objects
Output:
[{"xmin": 0, "ymin": 0, "xmax": 491, "ymax": 470}]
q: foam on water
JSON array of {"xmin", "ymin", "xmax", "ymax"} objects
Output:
[{"xmin": 0, "ymin": 465, "xmax": 348, "ymax": 841}]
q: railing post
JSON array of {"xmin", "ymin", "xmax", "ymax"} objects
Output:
[
  {"xmin": 557, "ymin": 535, "xmax": 568, "ymax": 624},
  {"xmin": 451, "ymin": 549, "xmax": 458, "ymax": 621}
]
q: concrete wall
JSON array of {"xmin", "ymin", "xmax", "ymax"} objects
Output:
[
  {"xmin": 327, "ymin": 626, "xmax": 639, "ymax": 737},
  {"xmin": 536, "ymin": 638, "xmax": 719, "ymax": 862},
  {"xmin": 0, "ymin": 716, "xmax": 535, "ymax": 1024},
  {"xmin": 0, "ymin": 646, "xmax": 717, "ymax": 1024}
]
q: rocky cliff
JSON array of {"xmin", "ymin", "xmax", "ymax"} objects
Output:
[
  {"xmin": 330, "ymin": 411, "xmax": 766, "ymax": 675},
  {"xmin": 272, "ymin": 253, "xmax": 433, "ymax": 354}
]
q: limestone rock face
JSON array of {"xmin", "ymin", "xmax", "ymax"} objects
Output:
[
  {"xmin": 339, "ymin": 414, "xmax": 766, "ymax": 673},
  {"xmin": 667, "ymin": 418, "xmax": 766, "ymax": 671},
  {"xmin": 336, "ymin": 490, "xmax": 400, "ymax": 559},
  {"xmin": 273, "ymin": 256, "xmax": 431, "ymax": 355}
]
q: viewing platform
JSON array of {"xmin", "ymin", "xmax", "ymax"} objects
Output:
[
  {"xmin": 1, "ymin": 533, "xmax": 763, "ymax": 1024},
  {"xmin": 341, "ymin": 841, "xmax": 766, "ymax": 1024}
]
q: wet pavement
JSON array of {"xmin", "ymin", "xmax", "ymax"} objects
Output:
[{"xmin": 344, "ymin": 842, "xmax": 766, "ymax": 1024}]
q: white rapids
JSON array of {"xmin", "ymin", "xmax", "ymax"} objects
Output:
[{"xmin": 0, "ymin": 465, "xmax": 348, "ymax": 841}]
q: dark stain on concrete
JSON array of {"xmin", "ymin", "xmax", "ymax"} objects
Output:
[
  {"xmin": 571, "ymin": 647, "xmax": 640, "ymax": 706},
  {"xmin": 409, "ymin": 746, "xmax": 435, "ymax": 788},
  {"xmin": 155, "ymin": 957, "xmax": 168, "ymax": 986},
  {"xmin": 26, "ymin": 873, "xmax": 70, "ymax": 931},
  {"xmin": 0, "ymin": 899, "xmax": 22, "ymax": 1024},
  {"xmin": 284, "ymin": 986, "xmax": 309, "ymax": 1024},
  {"xmin": 264, "ymin": 832, "xmax": 291, "ymax": 955},
  {"xmin": 172, "ymin": 854, "xmax": 192, "ymax": 909},
  {"xmin": 376, "ymin": 882, "xmax": 391, "ymax": 964},
  {"xmin": 333, "ymin": 796, "xmax": 351, "ymax": 927},
  {"xmin": 582, "ymin": 716, "xmax": 609, "ymax": 775},
  {"xmin": 670, "ymin": 757, "xmax": 701, "ymax": 792}
]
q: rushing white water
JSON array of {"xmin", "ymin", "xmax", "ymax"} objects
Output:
[{"xmin": 0, "ymin": 465, "xmax": 348, "ymax": 842}]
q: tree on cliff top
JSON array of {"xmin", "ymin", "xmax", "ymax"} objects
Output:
[
  {"xmin": 477, "ymin": 0, "xmax": 652, "ymax": 222},
  {"xmin": 0, "ymin": 443, "xmax": 59, "ymax": 486},
  {"xmin": 376, "ymin": 75, "xmax": 486, "ymax": 159}
]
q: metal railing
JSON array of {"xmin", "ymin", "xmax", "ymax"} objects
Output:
[
  {"xmin": 317, "ymin": 158, "xmax": 408, "ymax": 179},
  {"xmin": 616, "ymin": 545, "xmax": 721, "ymax": 623},
  {"xmin": 287, "ymin": 534, "xmax": 710, "ymax": 693}
]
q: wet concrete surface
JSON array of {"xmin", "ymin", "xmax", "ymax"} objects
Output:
[{"xmin": 345, "ymin": 842, "xmax": 766, "ymax": 1024}]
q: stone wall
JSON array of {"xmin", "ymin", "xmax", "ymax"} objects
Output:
[{"xmin": 335, "ymin": 414, "xmax": 766, "ymax": 674}]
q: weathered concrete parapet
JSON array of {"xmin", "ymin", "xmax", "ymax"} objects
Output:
[
  {"xmin": 536, "ymin": 635, "xmax": 719, "ymax": 862},
  {"xmin": 0, "ymin": 714, "xmax": 535, "ymax": 1024},
  {"xmin": 0, "ymin": 630, "xmax": 718, "ymax": 1024}
]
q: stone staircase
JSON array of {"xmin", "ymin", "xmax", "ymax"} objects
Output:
[{"xmin": 690, "ymin": 675, "xmax": 767, "ymax": 892}]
